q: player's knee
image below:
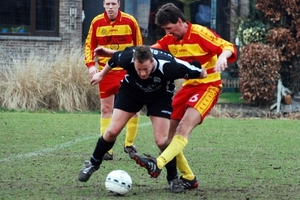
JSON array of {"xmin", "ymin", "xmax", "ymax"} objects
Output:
[
  {"xmin": 105, "ymin": 128, "xmax": 121, "ymax": 140},
  {"xmin": 155, "ymin": 137, "xmax": 168, "ymax": 151},
  {"xmin": 100, "ymin": 106, "xmax": 112, "ymax": 115}
]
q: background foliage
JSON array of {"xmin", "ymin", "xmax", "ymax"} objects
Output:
[
  {"xmin": 239, "ymin": 43, "xmax": 280, "ymax": 105},
  {"xmin": 237, "ymin": 0, "xmax": 300, "ymax": 105}
]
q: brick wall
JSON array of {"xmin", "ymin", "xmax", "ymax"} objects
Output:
[{"xmin": 0, "ymin": 0, "xmax": 83, "ymax": 69}]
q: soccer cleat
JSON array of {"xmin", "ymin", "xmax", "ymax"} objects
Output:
[
  {"xmin": 180, "ymin": 176, "xmax": 199, "ymax": 190},
  {"xmin": 133, "ymin": 154, "xmax": 161, "ymax": 178},
  {"xmin": 169, "ymin": 179, "xmax": 185, "ymax": 193},
  {"xmin": 102, "ymin": 152, "xmax": 113, "ymax": 160},
  {"xmin": 124, "ymin": 145, "xmax": 138, "ymax": 159},
  {"xmin": 78, "ymin": 161, "xmax": 99, "ymax": 182}
]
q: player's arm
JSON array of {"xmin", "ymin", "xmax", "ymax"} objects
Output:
[
  {"xmin": 94, "ymin": 46, "xmax": 118, "ymax": 57},
  {"xmin": 164, "ymin": 58, "xmax": 207, "ymax": 79},
  {"xmin": 151, "ymin": 43, "xmax": 162, "ymax": 49},
  {"xmin": 90, "ymin": 63, "xmax": 112, "ymax": 85},
  {"xmin": 214, "ymin": 49, "xmax": 233, "ymax": 73},
  {"xmin": 85, "ymin": 23, "xmax": 98, "ymax": 78},
  {"xmin": 91, "ymin": 51, "xmax": 122, "ymax": 85}
]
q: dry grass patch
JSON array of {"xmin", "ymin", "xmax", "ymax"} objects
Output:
[{"xmin": 0, "ymin": 46, "xmax": 99, "ymax": 111}]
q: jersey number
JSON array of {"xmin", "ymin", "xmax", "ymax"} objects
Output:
[{"xmin": 189, "ymin": 94, "xmax": 199, "ymax": 102}]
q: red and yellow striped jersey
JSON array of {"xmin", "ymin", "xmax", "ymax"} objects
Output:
[
  {"xmin": 85, "ymin": 10, "xmax": 143, "ymax": 70},
  {"xmin": 157, "ymin": 22, "xmax": 237, "ymax": 87}
]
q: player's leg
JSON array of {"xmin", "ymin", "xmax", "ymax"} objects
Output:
[
  {"xmin": 132, "ymin": 94, "xmax": 184, "ymax": 193},
  {"xmin": 176, "ymin": 85, "xmax": 220, "ymax": 189},
  {"xmin": 109, "ymin": 71, "xmax": 140, "ymax": 158},
  {"xmin": 78, "ymin": 109, "xmax": 134, "ymax": 182},
  {"xmin": 99, "ymin": 71, "xmax": 126, "ymax": 160},
  {"xmin": 157, "ymin": 107, "xmax": 201, "ymax": 168},
  {"xmin": 124, "ymin": 111, "xmax": 140, "ymax": 158},
  {"xmin": 133, "ymin": 115, "xmax": 169, "ymax": 177},
  {"xmin": 169, "ymin": 118, "xmax": 198, "ymax": 189},
  {"xmin": 100, "ymin": 95, "xmax": 114, "ymax": 159}
]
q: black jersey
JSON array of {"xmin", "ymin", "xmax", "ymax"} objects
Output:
[{"xmin": 107, "ymin": 46, "xmax": 202, "ymax": 95}]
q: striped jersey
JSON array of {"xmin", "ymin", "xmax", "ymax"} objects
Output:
[
  {"xmin": 85, "ymin": 10, "xmax": 143, "ymax": 70},
  {"xmin": 157, "ymin": 22, "xmax": 237, "ymax": 87}
]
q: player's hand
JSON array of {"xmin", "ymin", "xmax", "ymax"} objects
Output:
[
  {"xmin": 200, "ymin": 68, "xmax": 207, "ymax": 79},
  {"xmin": 214, "ymin": 50, "xmax": 232, "ymax": 72},
  {"xmin": 89, "ymin": 66, "xmax": 98, "ymax": 79},
  {"xmin": 214, "ymin": 57, "xmax": 228, "ymax": 72},
  {"xmin": 90, "ymin": 72, "xmax": 103, "ymax": 85},
  {"xmin": 94, "ymin": 46, "xmax": 115, "ymax": 57}
]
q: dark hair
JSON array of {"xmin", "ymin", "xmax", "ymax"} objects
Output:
[
  {"xmin": 155, "ymin": 3, "xmax": 186, "ymax": 26},
  {"xmin": 133, "ymin": 45, "xmax": 153, "ymax": 63}
]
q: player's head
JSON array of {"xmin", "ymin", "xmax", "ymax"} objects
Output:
[
  {"xmin": 155, "ymin": 3, "xmax": 187, "ymax": 40},
  {"xmin": 133, "ymin": 45, "xmax": 154, "ymax": 80},
  {"xmin": 103, "ymin": 0, "xmax": 120, "ymax": 20}
]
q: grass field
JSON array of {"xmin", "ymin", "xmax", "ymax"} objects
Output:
[{"xmin": 1, "ymin": 112, "xmax": 299, "ymax": 199}]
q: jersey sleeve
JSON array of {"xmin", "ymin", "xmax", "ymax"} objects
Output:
[
  {"xmin": 163, "ymin": 58, "xmax": 202, "ymax": 80},
  {"xmin": 107, "ymin": 51, "xmax": 122, "ymax": 68},
  {"xmin": 132, "ymin": 19, "xmax": 143, "ymax": 45},
  {"xmin": 84, "ymin": 17, "xmax": 98, "ymax": 68},
  {"xmin": 107, "ymin": 47, "xmax": 135, "ymax": 69}
]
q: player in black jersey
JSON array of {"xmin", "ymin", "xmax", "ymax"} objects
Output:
[{"xmin": 78, "ymin": 45, "xmax": 207, "ymax": 193}]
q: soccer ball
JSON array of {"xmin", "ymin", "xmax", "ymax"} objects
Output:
[{"xmin": 105, "ymin": 170, "xmax": 132, "ymax": 196}]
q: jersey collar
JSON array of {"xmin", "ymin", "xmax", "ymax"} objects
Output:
[{"xmin": 183, "ymin": 22, "xmax": 192, "ymax": 40}]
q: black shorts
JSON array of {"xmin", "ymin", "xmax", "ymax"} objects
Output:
[{"xmin": 114, "ymin": 84, "xmax": 173, "ymax": 119}]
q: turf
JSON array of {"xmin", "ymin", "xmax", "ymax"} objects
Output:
[{"xmin": 0, "ymin": 112, "xmax": 299, "ymax": 199}]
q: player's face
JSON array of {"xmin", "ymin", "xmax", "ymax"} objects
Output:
[
  {"xmin": 134, "ymin": 59, "xmax": 154, "ymax": 80},
  {"xmin": 160, "ymin": 18, "xmax": 185, "ymax": 40},
  {"xmin": 103, "ymin": 0, "xmax": 120, "ymax": 20}
]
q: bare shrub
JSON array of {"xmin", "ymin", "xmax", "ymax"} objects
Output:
[{"xmin": 0, "ymin": 46, "xmax": 99, "ymax": 111}]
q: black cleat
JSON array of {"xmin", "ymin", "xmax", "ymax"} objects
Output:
[
  {"xmin": 133, "ymin": 154, "xmax": 161, "ymax": 178},
  {"xmin": 169, "ymin": 179, "xmax": 185, "ymax": 193},
  {"xmin": 124, "ymin": 145, "xmax": 138, "ymax": 159},
  {"xmin": 102, "ymin": 152, "xmax": 113, "ymax": 160},
  {"xmin": 180, "ymin": 176, "xmax": 199, "ymax": 190},
  {"xmin": 78, "ymin": 161, "xmax": 99, "ymax": 182}
]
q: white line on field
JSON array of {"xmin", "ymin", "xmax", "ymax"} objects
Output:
[{"xmin": 0, "ymin": 122, "xmax": 151, "ymax": 163}]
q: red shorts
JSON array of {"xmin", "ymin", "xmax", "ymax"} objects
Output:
[
  {"xmin": 98, "ymin": 70, "xmax": 126, "ymax": 98},
  {"xmin": 171, "ymin": 84, "xmax": 220, "ymax": 123}
]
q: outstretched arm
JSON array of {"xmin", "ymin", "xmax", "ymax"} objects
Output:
[
  {"xmin": 94, "ymin": 46, "xmax": 118, "ymax": 57},
  {"xmin": 90, "ymin": 64, "xmax": 112, "ymax": 85}
]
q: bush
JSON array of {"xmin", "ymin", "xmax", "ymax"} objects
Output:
[
  {"xmin": 239, "ymin": 43, "xmax": 281, "ymax": 106},
  {"xmin": 237, "ymin": 19, "xmax": 268, "ymax": 47}
]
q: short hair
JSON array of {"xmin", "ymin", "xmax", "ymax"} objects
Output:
[
  {"xmin": 133, "ymin": 45, "xmax": 153, "ymax": 63},
  {"xmin": 155, "ymin": 3, "xmax": 186, "ymax": 26},
  {"xmin": 103, "ymin": 0, "xmax": 120, "ymax": 2}
]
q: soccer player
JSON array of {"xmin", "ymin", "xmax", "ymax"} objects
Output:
[
  {"xmin": 78, "ymin": 45, "xmax": 207, "ymax": 193},
  {"xmin": 84, "ymin": 0, "xmax": 143, "ymax": 160},
  {"xmin": 133, "ymin": 3, "xmax": 238, "ymax": 190}
]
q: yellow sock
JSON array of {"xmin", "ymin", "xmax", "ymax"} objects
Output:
[
  {"xmin": 176, "ymin": 151, "xmax": 195, "ymax": 180},
  {"xmin": 100, "ymin": 117, "xmax": 112, "ymax": 154},
  {"xmin": 124, "ymin": 117, "xmax": 139, "ymax": 147},
  {"xmin": 157, "ymin": 135, "xmax": 188, "ymax": 169}
]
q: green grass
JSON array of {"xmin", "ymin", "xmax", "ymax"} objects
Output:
[
  {"xmin": 0, "ymin": 112, "xmax": 299, "ymax": 199},
  {"xmin": 218, "ymin": 92, "xmax": 244, "ymax": 103}
]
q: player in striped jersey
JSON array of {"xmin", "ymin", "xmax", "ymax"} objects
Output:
[
  {"xmin": 84, "ymin": 0, "xmax": 143, "ymax": 160},
  {"xmin": 133, "ymin": 3, "xmax": 238, "ymax": 190}
]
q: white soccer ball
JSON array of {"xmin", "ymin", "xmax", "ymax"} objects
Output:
[{"xmin": 105, "ymin": 170, "xmax": 132, "ymax": 196}]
